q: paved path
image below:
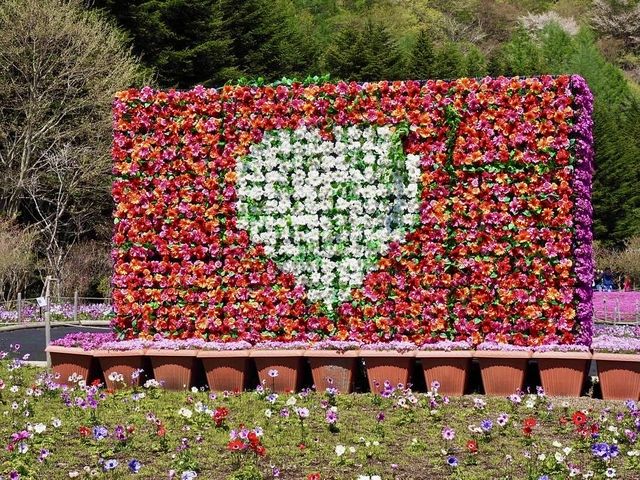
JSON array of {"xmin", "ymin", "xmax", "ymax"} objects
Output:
[{"xmin": 0, "ymin": 325, "xmax": 111, "ymax": 361}]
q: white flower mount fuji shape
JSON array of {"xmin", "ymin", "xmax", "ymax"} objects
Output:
[{"xmin": 235, "ymin": 124, "xmax": 422, "ymax": 310}]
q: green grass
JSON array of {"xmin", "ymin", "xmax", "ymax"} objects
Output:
[{"xmin": 1, "ymin": 363, "xmax": 639, "ymax": 479}]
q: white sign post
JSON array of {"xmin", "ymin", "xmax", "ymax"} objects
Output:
[{"xmin": 41, "ymin": 277, "xmax": 52, "ymax": 368}]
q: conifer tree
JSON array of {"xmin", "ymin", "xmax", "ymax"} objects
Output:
[
  {"xmin": 323, "ymin": 26, "xmax": 368, "ymax": 80},
  {"xmin": 93, "ymin": 0, "xmax": 237, "ymax": 87},
  {"xmin": 221, "ymin": 0, "xmax": 316, "ymax": 80},
  {"xmin": 360, "ymin": 20, "xmax": 405, "ymax": 80},
  {"xmin": 432, "ymin": 42, "xmax": 464, "ymax": 79},
  {"xmin": 564, "ymin": 30, "xmax": 640, "ymax": 242},
  {"xmin": 464, "ymin": 45, "xmax": 488, "ymax": 77},
  {"xmin": 539, "ymin": 23, "xmax": 576, "ymax": 73},
  {"xmin": 490, "ymin": 28, "xmax": 544, "ymax": 76},
  {"xmin": 408, "ymin": 29, "xmax": 436, "ymax": 80}
]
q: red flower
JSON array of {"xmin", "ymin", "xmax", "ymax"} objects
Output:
[
  {"xmin": 522, "ymin": 417, "xmax": 537, "ymax": 436},
  {"xmin": 247, "ymin": 431, "xmax": 260, "ymax": 445},
  {"xmin": 307, "ymin": 474, "xmax": 321, "ymax": 480},
  {"xmin": 253, "ymin": 444, "xmax": 266, "ymax": 457},
  {"xmin": 466, "ymin": 439, "xmax": 478, "ymax": 454},
  {"xmin": 78, "ymin": 426, "xmax": 91, "ymax": 437},
  {"xmin": 572, "ymin": 411, "xmax": 587, "ymax": 426},
  {"xmin": 227, "ymin": 439, "xmax": 246, "ymax": 452},
  {"xmin": 213, "ymin": 407, "xmax": 229, "ymax": 427}
]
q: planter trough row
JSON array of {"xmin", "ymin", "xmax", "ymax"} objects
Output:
[{"xmin": 44, "ymin": 346, "xmax": 640, "ymax": 400}]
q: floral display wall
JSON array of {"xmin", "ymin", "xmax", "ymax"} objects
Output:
[{"xmin": 111, "ymin": 76, "xmax": 594, "ymax": 346}]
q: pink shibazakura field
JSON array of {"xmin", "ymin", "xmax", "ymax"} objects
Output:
[
  {"xmin": 593, "ymin": 292, "xmax": 640, "ymax": 322},
  {"xmin": 111, "ymin": 76, "xmax": 594, "ymax": 347}
]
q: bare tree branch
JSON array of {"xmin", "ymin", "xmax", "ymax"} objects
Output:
[
  {"xmin": 590, "ymin": 0, "xmax": 640, "ymax": 50},
  {"xmin": 0, "ymin": 0, "xmax": 147, "ymax": 277}
]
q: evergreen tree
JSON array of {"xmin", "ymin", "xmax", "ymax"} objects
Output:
[
  {"xmin": 566, "ymin": 30, "xmax": 640, "ymax": 242},
  {"xmin": 408, "ymin": 29, "xmax": 436, "ymax": 80},
  {"xmin": 221, "ymin": 0, "xmax": 317, "ymax": 80},
  {"xmin": 324, "ymin": 20, "xmax": 403, "ymax": 81},
  {"xmin": 93, "ymin": 0, "xmax": 237, "ymax": 87},
  {"xmin": 70, "ymin": 1, "xmax": 640, "ymax": 243},
  {"xmin": 464, "ymin": 45, "xmax": 488, "ymax": 77},
  {"xmin": 491, "ymin": 28, "xmax": 544, "ymax": 76},
  {"xmin": 539, "ymin": 23, "xmax": 576, "ymax": 73},
  {"xmin": 432, "ymin": 42, "xmax": 464, "ymax": 79},
  {"xmin": 323, "ymin": 26, "xmax": 368, "ymax": 80},
  {"xmin": 360, "ymin": 20, "xmax": 405, "ymax": 80}
]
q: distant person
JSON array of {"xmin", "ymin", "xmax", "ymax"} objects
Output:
[
  {"xmin": 594, "ymin": 269, "xmax": 602, "ymax": 290},
  {"xmin": 623, "ymin": 274, "xmax": 632, "ymax": 292},
  {"xmin": 601, "ymin": 268, "xmax": 615, "ymax": 291}
]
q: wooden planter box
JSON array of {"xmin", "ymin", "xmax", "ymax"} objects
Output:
[
  {"xmin": 593, "ymin": 352, "xmax": 640, "ymax": 401},
  {"xmin": 474, "ymin": 350, "xmax": 532, "ymax": 396},
  {"xmin": 146, "ymin": 349, "xmax": 198, "ymax": 390},
  {"xmin": 251, "ymin": 350, "xmax": 305, "ymax": 393},
  {"xmin": 305, "ymin": 350, "xmax": 359, "ymax": 394},
  {"xmin": 94, "ymin": 350, "xmax": 146, "ymax": 390},
  {"xmin": 359, "ymin": 351, "xmax": 415, "ymax": 394},
  {"xmin": 532, "ymin": 351, "xmax": 591, "ymax": 397},
  {"xmin": 416, "ymin": 350, "xmax": 472, "ymax": 396},
  {"xmin": 198, "ymin": 350, "xmax": 250, "ymax": 392},
  {"xmin": 45, "ymin": 345, "xmax": 98, "ymax": 386}
]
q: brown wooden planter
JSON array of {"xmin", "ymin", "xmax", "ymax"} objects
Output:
[
  {"xmin": 250, "ymin": 350, "xmax": 305, "ymax": 393},
  {"xmin": 146, "ymin": 349, "xmax": 198, "ymax": 390},
  {"xmin": 474, "ymin": 350, "xmax": 532, "ymax": 396},
  {"xmin": 593, "ymin": 352, "xmax": 640, "ymax": 401},
  {"xmin": 359, "ymin": 351, "xmax": 415, "ymax": 394},
  {"xmin": 532, "ymin": 351, "xmax": 591, "ymax": 397},
  {"xmin": 94, "ymin": 350, "xmax": 146, "ymax": 390},
  {"xmin": 305, "ymin": 350, "xmax": 359, "ymax": 394},
  {"xmin": 45, "ymin": 345, "xmax": 98, "ymax": 386},
  {"xmin": 416, "ymin": 350, "xmax": 471, "ymax": 396},
  {"xmin": 198, "ymin": 350, "xmax": 250, "ymax": 392}
]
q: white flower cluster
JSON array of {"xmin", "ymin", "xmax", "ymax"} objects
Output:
[{"xmin": 236, "ymin": 125, "xmax": 421, "ymax": 309}]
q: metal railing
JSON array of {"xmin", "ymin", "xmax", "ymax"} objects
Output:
[{"xmin": 0, "ymin": 292, "xmax": 111, "ymax": 325}]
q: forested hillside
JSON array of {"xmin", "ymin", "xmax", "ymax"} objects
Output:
[{"xmin": 93, "ymin": 0, "xmax": 639, "ymax": 245}]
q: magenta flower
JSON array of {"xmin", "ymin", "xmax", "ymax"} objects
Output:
[
  {"xmin": 441, "ymin": 426, "xmax": 455, "ymax": 441},
  {"xmin": 325, "ymin": 409, "xmax": 338, "ymax": 425}
]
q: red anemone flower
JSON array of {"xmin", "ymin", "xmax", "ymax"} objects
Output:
[
  {"xmin": 467, "ymin": 439, "xmax": 478, "ymax": 454},
  {"xmin": 253, "ymin": 444, "xmax": 266, "ymax": 457},
  {"xmin": 572, "ymin": 411, "xmax": 587, "ymax": 426},
  {"xmin": 522, "ymin": 417, "xmax": 537, "ymax": 436},
  {"xmin": 227, "ymin": 439, "xmax": 246, "ymax": 452}
]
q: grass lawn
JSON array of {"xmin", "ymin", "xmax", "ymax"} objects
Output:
[{"xmin": 1, "ymin": 359, "xmax": 639, "ymax": 480}]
